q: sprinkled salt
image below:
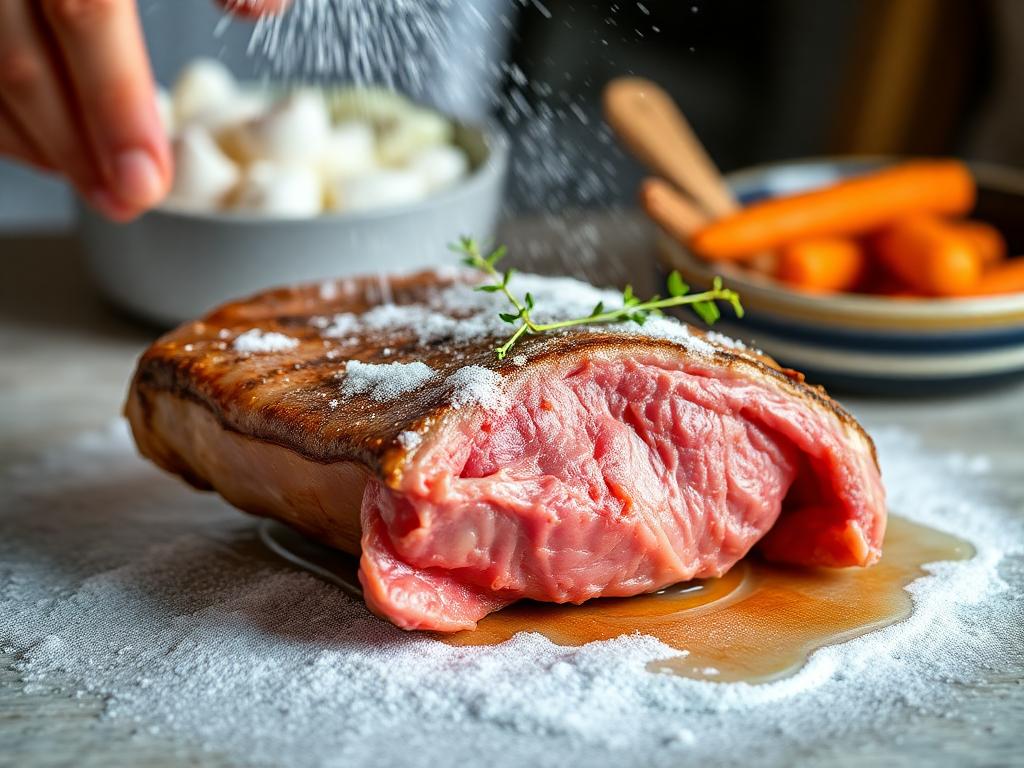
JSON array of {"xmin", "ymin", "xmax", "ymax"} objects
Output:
[
  {"xmin": 446, "ymin": 365, "xmax": 507, "ymax": 411},
  {"xmin": 359, "ymin": 303, "xmax": 462, "ymax": 344},
  {"xmin": 233, "ymin": 329, "xmax": 300, "ymax": 354},
  {"xmin": 627, "ymin": 316, "xmax": 715, "ymax": 354},
  {"xmin": 341, "ymin": 360, "xmax": 436, "ymax": 402},
  {"xmin": 704, "ymin": 331, "xmax": 747, "ymax": 351},
  {"xmin": 1, "ymin": 422, "xmax": 1022, "ymax": 767},
  {"xmin": 305, "ymin": 271, "xmax": 742, "ymax": 359},
  {"xmin": 321, "ymin": 313, "xmax": 360, "ymax": 338},
  {"xmin": 512, "ymin": 355, "xmax": 528, "ymax": 367}
]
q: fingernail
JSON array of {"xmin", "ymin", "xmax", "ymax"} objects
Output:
[
  {"xmin": 88, "ymin": 188, "xmax": 134, "ymax": 222},
  {"xmin": 113, "ymin": 149, "xmax": 164, "ymax": 207}
]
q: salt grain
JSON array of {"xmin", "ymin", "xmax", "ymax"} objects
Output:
[
  {"xmin": 705, "ymin": 331, "xmax": 747, "ymax": 351},
  {"xmin": 233, "ymin": 329, "xmax": 300, "ymax": 354},
  {"xmin": 446, "ymin": 366, "xmax": 507, "ymax": 411},
  {"xmin": 341, "ymin": 360, "xmax": 436, "ymax": 402},
  {"xmin": 321, "ymin": 313, "xmax": 360, "ymax": 338}
]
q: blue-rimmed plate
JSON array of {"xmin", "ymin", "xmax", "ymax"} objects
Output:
[{"xmin": 657, "ymin": 158, "xmax": 1024, "ymax": 394}]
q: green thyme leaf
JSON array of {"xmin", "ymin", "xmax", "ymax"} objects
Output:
[
  {"xmin": 487, "ymin": 245, "xmax": 507, "ymax": 267},
  {"xmin": 692, "ymin": 301, "xmax": 721, "ymax": 325},
  {"xmin": 667, "ymin": 271, "xmax": 688, "ymax": 298}
]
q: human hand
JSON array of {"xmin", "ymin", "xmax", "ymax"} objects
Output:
[{"xmin": 0, "ymin": 0, "xmax": 293, "ymax": 221}]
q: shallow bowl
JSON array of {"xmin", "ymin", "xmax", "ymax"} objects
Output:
[{"xmin": 657, "ymin": 158, "xmax": 1024, "ymax": 393}]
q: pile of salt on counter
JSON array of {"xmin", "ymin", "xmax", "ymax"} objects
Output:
[{"xmin": 2, "ymin": 417, "xmax": 1021, "ymax": 767}]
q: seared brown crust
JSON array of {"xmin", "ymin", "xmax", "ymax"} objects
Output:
[{"xmin": 130, "ymin": 270, "xmax": 875, "ymax": 485}]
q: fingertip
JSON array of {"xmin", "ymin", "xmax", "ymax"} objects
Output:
[
  {"xmin": 87, "ymin": 187, "xmax": 145, "ymax": 222},
  {"xmin": 113, "ymin": 148, "xmax": 170, "ymax": 209},
  {"xmin": 219, "ymin": 0, "xmax": 293, "ymax": 18}
]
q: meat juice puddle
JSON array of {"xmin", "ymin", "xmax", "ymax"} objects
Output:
[{"xmin": 260, "ymin": 517, "xmax": 971, "ymax": 683}]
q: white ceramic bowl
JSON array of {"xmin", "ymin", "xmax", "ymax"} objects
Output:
[
  {"xmin": 79, "ymin": 122, "xmax": 508, "ymax": 326},
  {"xmin": 658, "ymin": 158, "xmax": 1024, "ymax": 393}
]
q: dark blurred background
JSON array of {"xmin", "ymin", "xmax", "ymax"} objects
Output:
[
  {"xmin": 500, "ymin": 0, "xmax": 1019, "ymax": 210},
  {"xmin": 0, "ymin": 0, "xmax": 1020, "ymax": 226}
]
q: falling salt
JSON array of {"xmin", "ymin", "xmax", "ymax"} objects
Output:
[
  {"xmin": 238, "ymin": 0, "xmax": 456, "ymax": 92},
  {"xmin": 232, "ymin": 329, "xmax": 300, "ymax": 354},
  {"xmin": 341, "ymin": 360, "xmax": 436, "ymax": 401},
  {"xmin": 230, "ymin": 0, "xmax": 634, "ymax": 271},
  {"xmin": 2, "ymin": 422, "xmax": 1021, "ymax": 767}
]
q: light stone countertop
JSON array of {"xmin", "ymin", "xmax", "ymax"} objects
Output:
[{"xmin": 1, "ymin": 219, "xmax": 1022, "ymax": 767}]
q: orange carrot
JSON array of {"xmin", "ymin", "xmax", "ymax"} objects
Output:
[
  {"xmin": 873, "ymin": 216, "xmax": 983, "ymax": 296},
  {"xmin": 639, "ymin": 177, "xmax": 710, "ymax": 244},
  {"xmin": 951, "ymin": 220, "xmax": 1007, "ymax": 266},
  {"xmin": 690, "ymin": 161, "xmax": 976, "ymax": 261},
  {"xmin": 959, "ymin": 257, "xmax": 1024, "ymax": 297},
  {"xmin": 776, "ymin": 237, "xmax": 866, "ymax": 293}
]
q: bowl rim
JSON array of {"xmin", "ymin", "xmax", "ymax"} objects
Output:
[
  {"xmin": 146, "ymin": 119, "xmax": 509, "ymax": 226},
  {"xmin": 657, "ymin": 155, "xmax": 1024, "ymax": 328}
]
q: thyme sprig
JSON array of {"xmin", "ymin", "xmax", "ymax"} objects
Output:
[{"xmin": 452, "ymin": 237, "xmax": 745, "ymax": 360}]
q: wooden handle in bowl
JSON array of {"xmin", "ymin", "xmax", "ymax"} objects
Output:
[{"xmin": 604, "ymin": 77, "xmax": 739, "ymax": 219}]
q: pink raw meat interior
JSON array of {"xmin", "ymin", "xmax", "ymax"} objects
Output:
[{"xmin": 360, "ymin": 354, "xmax": 883, "ymax": 631}]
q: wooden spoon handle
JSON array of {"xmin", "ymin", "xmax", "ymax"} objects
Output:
[
  {"xmin": 604, "ymin": 77, "xmax": 739, "ymax": 219},
  {"xmin": 641, "ymin": 176, "xmax": 778, "ymax": 275},
  {"xmin": 639, "ymin": 177, "xmax": 710, "ymax": 244}
]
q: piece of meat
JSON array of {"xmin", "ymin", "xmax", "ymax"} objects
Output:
[{"xmin": 126, "ymin": 269, "xmax": 886, "ymax": 632}]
